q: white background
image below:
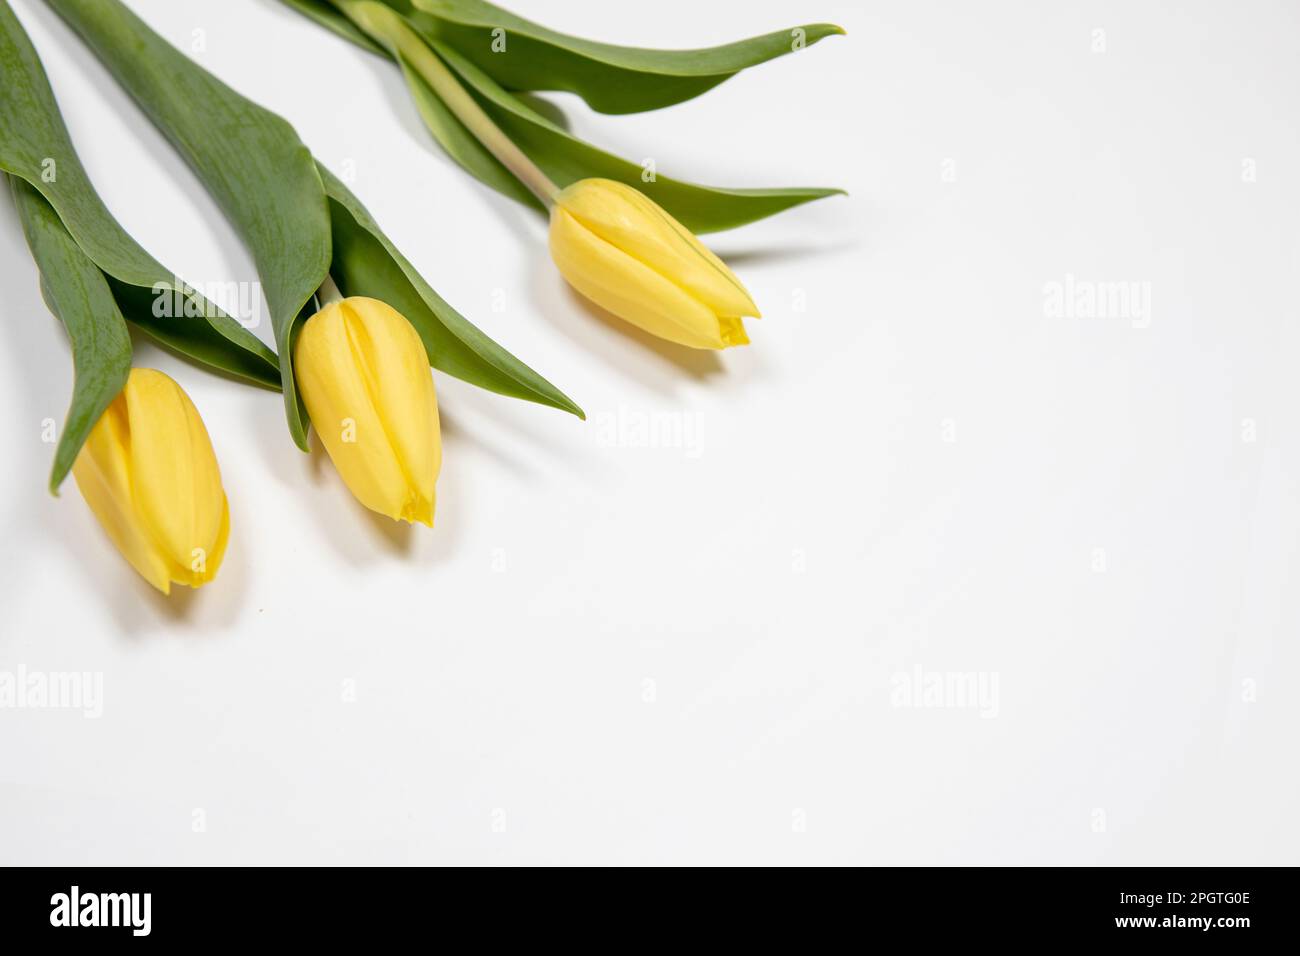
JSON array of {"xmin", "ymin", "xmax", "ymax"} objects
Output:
[{"xmin": 1, "ymin": 0, "xmax": 1297, "ymax": 865}]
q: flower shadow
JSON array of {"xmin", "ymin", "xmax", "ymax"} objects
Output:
[{"xmin": 532, "ymin": 260, "xmax": 728, "ymax": 393}]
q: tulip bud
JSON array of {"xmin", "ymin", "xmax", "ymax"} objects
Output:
[
  {"xmin": 72, "ymin": 368, "xmax": 230, "ymax": 594},
  {"xmin": 548, "ymin": 178, "xmax": 761, "ymax": 350},
  {"xmin": 293, "ymin": 296, "xmax": 441, "ymax": 525}
]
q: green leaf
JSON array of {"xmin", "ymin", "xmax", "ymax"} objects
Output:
[
  {"xmin": 289, "ymin": 0, "xmax": 844, "ymax": 231},
  {"xmin": 0, "ymin": 0, "xmax": 280, "ymax": 389},
  {"xmin": 396, "ymin": 51, "xmax": 539, "ymax": 210},
  {"xmin": 280, "ymin": 0, "xmax": 386, "ymax": 54},
  {"xmin": 408, "ymin": 0, "xmax": 845, "ymax": 114},
  {"xmin": 318, "ymin": 164, "xmax": 583, "ymax": 418},
  {"xmin": 46, "ymin": 0, "xmax": 583, "ymax": 444},
  {"xmin": 45, "ymin": 0, "xmax": 332, "ymax": 449},
  {"xmin": 9, "ymin": 176, "xmax": 131, "ymax": 491},
  {"xmin": 427, "ymin": 41, "xmax": 844, "ymax": 234}
]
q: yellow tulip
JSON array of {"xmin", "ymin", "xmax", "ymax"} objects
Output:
[
  {"xmin": 548, "ymin": 178, "xmax": 761, "ymax": 350},
  {"xmin": 294, "ymin": 295, "xmax": 441, "ymax": 526},
  {"xmin": 72, "ymin": 368, "xmax": 230, "ymax": 594}
]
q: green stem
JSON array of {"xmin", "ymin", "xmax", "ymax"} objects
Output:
[
  {"xmin": 335, "ymin": 0, "xmax": 560, "ymax": 207},
  {"xmin": 317, "ymin": 273, "xmax": 344, "ymax": 305}
]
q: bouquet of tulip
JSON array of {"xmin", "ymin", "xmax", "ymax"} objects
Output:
[
  {"xmin": 285, "ymin": 0, "xmax": 845, "ymax": 347},
  {"xmin": 2, "ymin": 0, "xmax": 843, "ymax": 596}
]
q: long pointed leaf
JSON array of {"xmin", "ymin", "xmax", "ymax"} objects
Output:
[
  {"xmin": 318, "ymin": 164, "xmax": 582, "ymax": 418},
  {"xmin": 285, "ymin": 0, "xmax": 844, "ymax": 231},
  {"xmin": 430, "ymin": 41, "xmax": 844, "ymax": 234},
  {"xmin": 45, "ymin": 0, "xmax": 331, "ymax": 448},
  {"xmin": 410, "ymin": 0, "xmax": 845, "ymax": 114},
  {"xmin": 9, "ymin": 175, "xmax": 131, "ymax": 491},
  {"xmin": 45, "ymin": 0, "xmax": 583, "ymax": 437},
  {"xmin": 0, "ymin": 0, "xmax": 279, "ymax": 388}
]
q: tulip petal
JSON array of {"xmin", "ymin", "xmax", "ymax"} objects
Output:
[
  {"xmin": 294, "ymin": 300, "xmax": 440, "ymax": 524},
  {"xmin": 295, "ymin": 304, "xmax": 410, "ymax": 519},
  {"xmin": 718, "ymin": 316, "xmax": 751, "ymax": 348},
  {"xmin": 340, "ymin": 298, "xmax": 440, "ymax": 525},
  {"xmin": 72, "ymin": 394, "xmax": 173, "ymax": 594},
  {"xmin": 124, "ymin": 369, "xmax": 227, "ymax": 585},
  {"xmin": 200, "ymin": 495, "xmax": 231, "ymax": 586},
  {"xmin": 550, "ymin": 208, "xmax": 741, "ymax": 350},
  {"xmin": 555, "ymin": 179, "xmax": 760, "ymax": 320}
]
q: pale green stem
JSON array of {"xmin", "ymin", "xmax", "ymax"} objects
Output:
[
  {"xmin": 335, "ymin": 0, "xmax": 561, "ymax": 207},
  {"xmin": 317, "ymin": 273, "xmax": 344, "ymax": 305}
]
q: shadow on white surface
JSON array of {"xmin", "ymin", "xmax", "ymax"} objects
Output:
[
  {"xmin": 712, "ymin": 237, "xmax": 862, "ymax": 269},
  {"xmin": 533, "ymin": 264, "xmax": 726, "ymax": 389},
  {"xmin": 291, "ymin": 429, "xmax": 435, "ymax": 564},
  {"xmin": 50, "ymin": 502, "xmax": 251, "ymax": 639}
]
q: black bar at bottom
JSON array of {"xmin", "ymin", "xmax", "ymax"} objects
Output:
[{"xmin": 0, "ymin": 866, "xmax": 1288, "ymax": 942}]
